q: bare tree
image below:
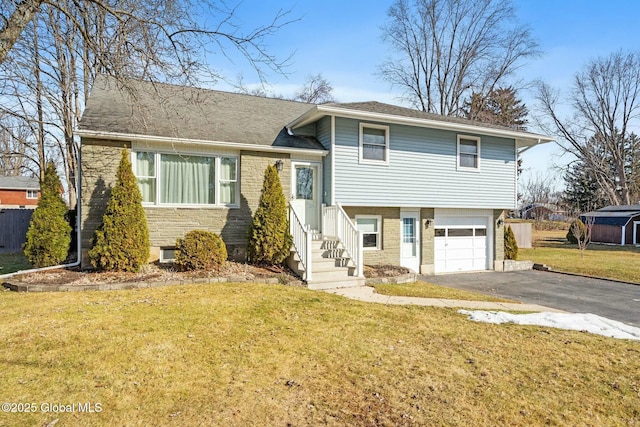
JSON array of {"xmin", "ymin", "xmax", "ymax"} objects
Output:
[
  {"xmin": 379, "ymin": 0, "xmax": 539, "ymax": 116},
  {"xmin": 536, "ymin": 51, "xmax": 640, "ymax": 206},
  {"xmin": 293, "ymin": 74, "xmax": 335, "ymax": 104},
  {"xmin": 570, "ymin": 216, "xmax": 593, "ymax": 257},
  {"xmin": 520, "ymin": 172, "xmax": 560, "ymax": 221},
  {"xmin": 1, "ymin": 0, "xmax": 296, "ymax": 208}
]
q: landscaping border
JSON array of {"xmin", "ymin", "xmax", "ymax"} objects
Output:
[{"xmin": 2, "ymin": 275, "xmax": 304, "ymax": 292}]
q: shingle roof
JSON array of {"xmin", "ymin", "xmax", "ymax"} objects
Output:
[
  {"xmin": 0, "ymin": 176, "xmax": 39, "ymax": 190},
  {"xmin": 326, "ymin": 101, "xmax": 535, "ymax": 135},
  {"xmin": 79, "ymin": 75, "xmax": 324, "ymax": 149},
  {"xmin": 582, "ymin": 210, "xmax": 640, "ymax": 226},
  {"xmin": 597, "ymin": 204, "xmax": 640, "ymax": 212}
]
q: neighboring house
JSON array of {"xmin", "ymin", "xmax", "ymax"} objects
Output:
[
  {"xmin": 581, "ymin": 205, "xmax": 640, "ymax": 245},
  {"xmin": 78, "ymin": 75, "xmax": 554, "ymax": 287},
  {"xmin": 0, "ymin": 176, "xmax": 40, "ymax": 209},
  {"xmin": 520, "ymin": 203, "xmax": 567, "ymax": 221}
]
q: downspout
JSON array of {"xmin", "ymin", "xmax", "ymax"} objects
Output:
[{"xmin": 0, "ymin": 138, "xmax": 82, "ymax": 280}]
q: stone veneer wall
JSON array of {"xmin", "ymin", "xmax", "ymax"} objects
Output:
[
  {"xmin": 343, "ymin": 207, "xmax": 401, "ymax": 266},
  {"xmin": 420, "ymin": 208, "xmax": 435, "ymax": 274},
  {"xmin": 80, "ymin": 139, "xmax": 290, "ymax": 266},
  {"xmin": 80, "ymin": 139, "xmax": 128, "ymax": 267},
  {"xmin": 143, "ymin": 151, "xmax": 290, "ymax": 261},
  {"xmin": 493, "ymin": 209, "xmax": 505, "ymax": 270}
]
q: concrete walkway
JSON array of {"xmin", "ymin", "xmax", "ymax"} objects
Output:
[{"xmin": 324, "ymin": 286, "xmax": 565, "ymax": 312}]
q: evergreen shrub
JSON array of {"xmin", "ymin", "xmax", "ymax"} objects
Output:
[
  {"xmin": 174, "ymin": 230, "xmax": 227, "ymax": 271},
  {"xmin": 23, "ymin": 162, "xmax": 71, "ymax": 267},
  {"xmin": 88, "ymin": 149, "xmax": 149, "ymax": 272},
  {"xmin": 566, "ymin": 218, "xmax": 586, "ymax": 244},
  {"xmin": 247, "ymin": 164, "xmax": 292, "ymax": 265},
  {"xmin": 504, "ymin": 225, "xmax": 519, "ymax": 260}
]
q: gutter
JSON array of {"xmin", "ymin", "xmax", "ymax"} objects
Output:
[
  {"xmin": 1, "ymin": 139, "xmax": 82, "ymax": 281},
  {"xmin": 77, "ymin": 129, "xmax": 329, "ymax": 157},
  {"xmin": 290, "ymin": 106, "xmax": 554, "ymax": 147}
]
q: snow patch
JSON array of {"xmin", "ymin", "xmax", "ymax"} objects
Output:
[{"xmin": 458, "ymin": 310, "xmax": 640, "ymax": 341}]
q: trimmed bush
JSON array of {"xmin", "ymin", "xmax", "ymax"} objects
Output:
[
  {"xmin": 174, "ymin": 230, "xmax": 227, "ymax": 271},
  {"xmin": 23, "ymin": 162, "xmax": 71, "ymax": 267},
  {"xmin": 504, "ymin": 225, "xmax": 518, "ymax": 260},
  {"xmin": 247, "ymin": 164, "xmax": 292, "ymax": 265},
  {"xmin": 88, "ymin": 149, "xmax": 149, "ymax": 272},
  {"xmin": 566, "ymin": 219, "xmax": 586, "ymax": 244}
]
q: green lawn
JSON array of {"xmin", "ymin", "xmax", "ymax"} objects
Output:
[
  {"xmin": 0, "ymin": 252, "xmax": 31, "ymax": 275},
  {"xmin": 1, "ymin": 283, "xmax": 638, "ymax": 426},
  {"xmin": 521, "ymin": 230, "xmax": 640, "ymax": 283},
  {"xmin": 372, "ymin": 280, "xmax": 516, "ymax": 303}
]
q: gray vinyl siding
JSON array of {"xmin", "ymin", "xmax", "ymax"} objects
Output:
[
  {"xmin": 316, "ymin": 116, "xmax": 332, "ymax": 205},
  {"xmin": 333, "ymin": 117, "xmax": 517, "ymax": 209},
  {"xmin": 295, "ymin": 123, "xmax": 316, "ymax": 137}
]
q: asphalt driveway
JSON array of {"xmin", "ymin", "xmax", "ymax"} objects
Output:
[{"xmin": 423, "ymin": 270, "xmax": 640, "ymax": 327}]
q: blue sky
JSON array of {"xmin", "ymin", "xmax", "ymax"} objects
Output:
[{"xmin": 213, "ymin": 0, "xmax": 640, "ymax": 189}]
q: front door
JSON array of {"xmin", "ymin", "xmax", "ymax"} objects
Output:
[
  {"xmin": 291, "ymin": 162, "xmax": 320, "ymax": 232},
  {"xmin": 400, "ymin": 210, "xmax": 420, "ymax": 272}
]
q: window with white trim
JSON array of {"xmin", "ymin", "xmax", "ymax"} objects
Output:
[
  {"xmin": 360, "ymin": 124, "xmax": 389, "ymax": 164},
  {"xmin": 356, "ymin": 215, "xmax": 382, "ymax": 250},
  {"xmin": 134, "ymin": 151, "xmax": 238, "ymax": 207},
  {"xmin": 457, "ymin": 135, "xmax": 480, "ymax": 170},
  {"xmin": 26, "ymin": 190, "xmax": 38, "ymax": 199}
]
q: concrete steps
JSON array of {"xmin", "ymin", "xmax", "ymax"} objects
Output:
[{"xmin": 289, "ymin": 237, "xmax": 364, "ymax": 290}]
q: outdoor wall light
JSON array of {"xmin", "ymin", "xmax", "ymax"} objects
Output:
[
  {"xmin": 425, "ymin": 218, "xmax": 434, "ymax": 228},
  {"xmin": 497, "ymin": 218, "xmax": 504, "ymax": 227},
  {"xmin": 275, "ymin": 159, "xmax": 283, "ymax": 172}
]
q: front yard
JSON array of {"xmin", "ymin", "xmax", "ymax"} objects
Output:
[
  {"xmin": 520, "ymin": 229, "xmax": 640, "ymax": 283},
  {"xmin": 1, "ymin": 283, "xmax": 638, "ymax": 426}
]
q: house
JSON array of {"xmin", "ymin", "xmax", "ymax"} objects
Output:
[
  {"xmin": 581, "ymin": 205, "xmax": 640, "ymax": 245},
  {"xmin": 0, "ymin": 176, "xmax": 40, "ymax": 209},
  {"xmin": 520, "ymin": 203, "xmax": 567, "ymax": 221},
  {"xmin": 78, "ymin": 75, "xmax": 554, "ymax": 287}
]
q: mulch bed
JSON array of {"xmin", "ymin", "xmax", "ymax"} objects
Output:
[{"xmin": 3, "ymin": 262, "xmax": 412, "ymax": 292}]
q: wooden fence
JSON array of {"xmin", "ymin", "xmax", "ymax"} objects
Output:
[
  {"xmin": 506, "ymin": 222, "xmax": 532, "ymax": 249},
  {"xmin": 0, "ymin": 209, "xmax": 33, "ymax": 253}
]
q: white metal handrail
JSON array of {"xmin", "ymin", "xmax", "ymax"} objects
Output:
[
  {"xmin": 322, "ymin": 203, "xmax": 363, "ymax": 277},
  {"xmin": 289, "ymin": 203, "xmax": 312, "ymax": 281}
]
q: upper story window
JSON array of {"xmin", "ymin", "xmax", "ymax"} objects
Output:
[
  {"xmin": 26, "ymin": 190, "xmax": 38, "ymax": 199},
  {"xmin": 134, "ymin": 151, "xmax": 238, "ymax": 207},
  {"xmin": 360, "ymin": 123, "xmax": 389, "ymax": 165},
  {"xmin": 457, "ymin": 135, "xmax": 480, "ymax": 170}
]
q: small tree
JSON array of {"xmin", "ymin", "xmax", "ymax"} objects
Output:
[
  {"xmin": 504, "ymin": 225, "xmax": 518, "ymax": 260},
  {"xmin": 568, "ymin": 217, "xmax": 593, "ymax": 257},
  {"xmin": 247, "ymin": 164, "xmax": 292, "ymax": 265},
  {"xmin": 88, "ymin": 149, "xmax": 149, "ymax": 272},
  {"xmin": 23, "ymin": 162, "xmax": 71, "ymax": 267}
]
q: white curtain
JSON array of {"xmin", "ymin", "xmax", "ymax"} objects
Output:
[
  {"xmin": 136, "ymin": 152, "xmax": 155, "ymax": 203},
  {"xmin": 160, "ymin": 154, "xmax": 214, "ymax": 204},
  {"xmin": 219, "ymin": 157, "xmax": 237, "ymax": 205}
]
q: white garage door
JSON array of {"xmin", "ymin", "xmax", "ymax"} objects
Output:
[{"xmin": 434, "ymin": 212, "xmax": 490, "ymax": 273}]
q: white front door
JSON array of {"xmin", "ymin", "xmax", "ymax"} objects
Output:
[
  {"xmin": 400, "ymin": 210, "xmax": 420, "ymax": 272},
  {"xmin": 291, "ymin": 162, "xmax": 320, "ymax": 232}
]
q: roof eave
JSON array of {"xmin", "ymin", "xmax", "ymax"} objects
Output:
[
  {"xmin": 288, "ymin": 105, "xmax": 554, "ymax": 146},
  {"xmin": 77, "ymin": 129, "xmax": 329, "ymax": 157}
]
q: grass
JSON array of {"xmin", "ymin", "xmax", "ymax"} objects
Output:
[
  {"xmin": 372, "ymin": 280, "xmax": 516, "ymax": 303},
  {"xmin": 0, "ymin": 252, "xmax": 31, "ymax": 275},
  {"xmin": 521, "ymin": 229, "xmax": 640, "ymax": 283},
  {"xmin": 1, "ymin": 283, "xmax": 638, "ymax": 426}
]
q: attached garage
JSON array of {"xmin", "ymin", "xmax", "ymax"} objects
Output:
[{"xmin": 434, "ymin": 209, "xmax": 494, "ymax": 273}]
